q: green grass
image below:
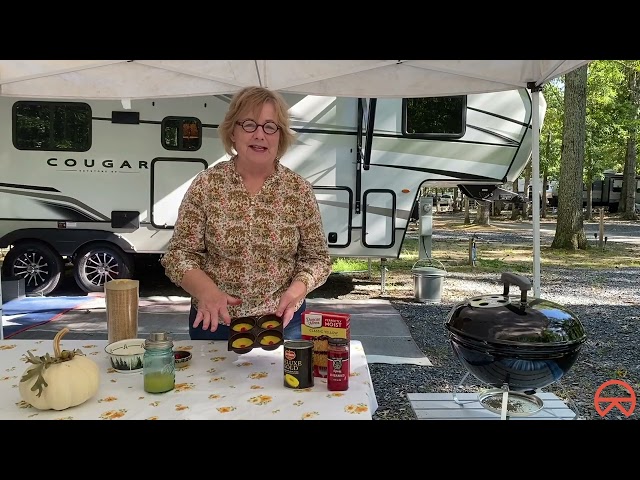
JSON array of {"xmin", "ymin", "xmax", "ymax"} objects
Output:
[
  {"xmin": 331, "ymin": 234, "xmax": 640, "ymax": 277},
  {"xmin": 332, "ymin": 258, "xmax": 373, "ymax": 273}
]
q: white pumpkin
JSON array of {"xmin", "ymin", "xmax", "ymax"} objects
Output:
[{"xmin": 19, "ymin": 327, "xmax": 100, "ymax": 411}]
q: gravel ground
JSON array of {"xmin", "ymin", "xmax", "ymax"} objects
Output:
[{"xmin": 314, "ymin": 217, "xmax": 640, "ymax": 421}]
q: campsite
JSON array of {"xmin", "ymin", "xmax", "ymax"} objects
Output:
[{"xmin": 1, "ymin": 60, "xmax": 639, "ymax": 421}]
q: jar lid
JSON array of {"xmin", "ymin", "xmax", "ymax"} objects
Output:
[
  {"xmin": 144, "ymin": 331, "xmax": 173, "ymax": 350},
  {"xmin": 328, "ymin": 338, "xmax": 349, "ymax": 346}
]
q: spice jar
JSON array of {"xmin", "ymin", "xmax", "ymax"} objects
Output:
[
  {"xmin": 143, "ymin": 332, "xmax": 175, "ymax": 394},
  {"xmin": 327, "ymin": 338, "xmax": 349, "ymax": 391}
]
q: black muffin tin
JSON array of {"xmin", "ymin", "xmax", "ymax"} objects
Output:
[{"xmin": 228, "ymin": 314, "xmax": 284, "ymax": 354}]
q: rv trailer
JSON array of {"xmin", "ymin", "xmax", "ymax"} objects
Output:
[
  {"xmin": 0, "ymin": 89, "xmax": 545, "ymax": 295},
  {"xmin": 581, "ymin": 171, "xmax": 640, "ymax": 213}
]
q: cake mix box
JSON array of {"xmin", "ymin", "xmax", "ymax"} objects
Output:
[{"xmin": 301, "ymin": 310, "xmax": 351, "ymax": 378}]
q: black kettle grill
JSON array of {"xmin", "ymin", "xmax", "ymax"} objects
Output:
[{"xmin": 445, "ymin": 272, "xmax": 587, "ymax": 393}]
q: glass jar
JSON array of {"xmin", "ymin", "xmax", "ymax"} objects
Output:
[
  {"xmin": 327, "ymin": 338, "xmax": 349, "ymax": 391},
  {"xmin": 143, "ymin": 332, "xmax": 175, "ymax": 394}
]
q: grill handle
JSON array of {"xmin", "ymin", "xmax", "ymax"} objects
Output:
[{"xmin": 501, "ymin": 272, "xmax": 532, "ymax": 302}]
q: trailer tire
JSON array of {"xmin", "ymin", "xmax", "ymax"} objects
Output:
[
  {"xmin": 73, "ymin": 243, "xmax": 134, "ymax": 293},
  {"xmin": 1, "ymin": 240, "xmax": 64, "ymax": 296}
]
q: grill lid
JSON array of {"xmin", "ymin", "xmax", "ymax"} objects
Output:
[{"xmin": 445, "ymin": 272, "xmax": 587, "ymax": 347}]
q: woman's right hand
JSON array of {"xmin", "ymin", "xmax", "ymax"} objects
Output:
[
  {"xmin": 192, "ymin": 289, "xmax": 243, "ymax": 332},
  {"xmin": 179, "ymin": 269, "xmax": 242, "ymax": 332}
]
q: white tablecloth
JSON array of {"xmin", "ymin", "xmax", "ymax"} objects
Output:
[{"xmin": 0, "ymin": 339, "xmax": 378, "ymax": 420}]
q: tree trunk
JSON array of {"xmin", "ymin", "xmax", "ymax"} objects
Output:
[
  {"xmin": 552, "ymin": 65, "xmax": 589, "ymax": 250},
  {"xmin": 523, "ymin": 163, "xmax": 532, "ymax": 217},
  {"xmin": 510, "ymin": 205, "xmax": 520, "ymax": 220},
  {"xmin": 510, "ymin": 178, "xmax": 521, "ymax": 220},
  {"xmin": 622, "ymin": 69, "xmax": 638, "ymax": 220},
  {"xmin": 474, "ymin": 201, "xmax": 490, "ymax": 225},
  {"xmin": 542, "ymin": 173, "xmax": 548, "ymax": 219},
  {"xmin": 586, "ymin": 180, "xmax": 594, "ymax": 221},
  {"xmin": 541, "ymin": 131, "xmax": 552, "ymax": 219},
  {"xmin": 464, "ymin": 196, "xmax": 471, "ymax": 224}
]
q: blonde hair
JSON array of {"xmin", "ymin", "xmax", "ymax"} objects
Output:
[{"xmin": 218, "ymin": 86, "xmax": 295, "ymax": 159}]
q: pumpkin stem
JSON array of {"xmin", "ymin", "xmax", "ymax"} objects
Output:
[{"xmin": 53, "ymin": 328, "xmax": 70, "ymax": 357}]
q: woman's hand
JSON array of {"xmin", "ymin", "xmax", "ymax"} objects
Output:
[
  {"xmin": 181, "ymin": 269, "xmax": 242, "ymax": 332},
  {"xmin": 276, "ymin": 280, "xmax": 307, "ymax": 327},
  {"xmin": 193, "ymin": 289, "xmax": 242, "ymax": 332}
]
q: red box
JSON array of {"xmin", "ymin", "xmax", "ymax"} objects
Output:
[{"xmin": 301, "ymin": 310, "xmax": 351, "ymax": 378}]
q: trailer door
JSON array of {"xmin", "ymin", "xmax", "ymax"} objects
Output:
[{"xmin": 314, "ymin": 187, "xmax": 352, "ymax": 248}]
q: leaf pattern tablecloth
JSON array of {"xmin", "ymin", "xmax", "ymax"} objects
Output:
[{"xmin": 0, "ymin": 339, "xmax": 378, "ymax": 420}]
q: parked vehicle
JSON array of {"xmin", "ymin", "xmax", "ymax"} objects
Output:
[
  {"xmin": 437, "ymin": 194, "xmax": 454, "ymax": 210},
  {"xmin": 0, "ymin": 89, "xmax": 545, "ymax": 294},
  {"xmin": 549, "ymin": 170, "xmax": 640, "ymax": 212},
  {"xmin": 583, "ymin": 171, "xmax": 640, "ymax": 213}
]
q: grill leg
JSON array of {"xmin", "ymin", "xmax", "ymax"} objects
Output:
[{"xmin": 452, "ymin": 372, "xmax": 475, "ymax": 405}]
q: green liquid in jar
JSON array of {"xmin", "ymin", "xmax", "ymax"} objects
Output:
[{"xmin": 144, "ymin": 372, "xmax": 175, "ymax": 393}]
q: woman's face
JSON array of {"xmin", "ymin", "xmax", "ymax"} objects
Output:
[{"xmin": 232, "ymin": 101, "xmax": 280, "ymax": 165}]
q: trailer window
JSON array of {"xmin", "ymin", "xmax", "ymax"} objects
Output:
[
  {"xmin": 162, "ymin": 117, "xmax": 202, "ymax": 151},
  {"xmin": 402, "ymin": 96, "xmax": 466, "ymax": 139},
  {"xmin": 611, "ymin": 178, "xmax": 623, "ymax": 192},
  {"xmin": 13, "ymin": 101, "xmax": 91, "ymax": 151}
]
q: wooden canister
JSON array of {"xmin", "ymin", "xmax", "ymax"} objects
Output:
[{"xmin": 105, "ymin": 279, "xmax": 139, "ymax": 344}]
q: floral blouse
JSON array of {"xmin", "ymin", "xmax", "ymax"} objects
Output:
[{"xmin": 161, "ymin": 157, "xmax": 332, "ymax": 317}]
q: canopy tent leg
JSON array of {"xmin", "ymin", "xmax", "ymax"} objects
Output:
[{"xmin": 529, "ymin": 83, "xmax": 543, "ymax": 298}]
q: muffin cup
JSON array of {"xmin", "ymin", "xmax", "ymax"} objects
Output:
[{"xmin": 227, "ymin": 314, "xmax": 284, "ymax": 354}]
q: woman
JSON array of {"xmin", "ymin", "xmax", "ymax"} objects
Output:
[{"xmin": 161, "ymin": 86, "xmax": 332, "ymax": 340}]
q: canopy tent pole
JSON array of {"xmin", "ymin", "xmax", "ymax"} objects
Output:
[{"xmin": 529, "ymin": 84, "xmax": 542, "ymax": 297}]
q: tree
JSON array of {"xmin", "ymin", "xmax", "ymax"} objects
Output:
[
  {"xmin": 542, "ymin": 83, "xmax": 565, "ymax": 191},
  {"xmin": 463, "ymin": 196, "xmax": 471, "ymax": 224},
  {"xmin": 541, "ymin": 131, "xmax": 552, "ymax": 218},
  {"xmin": 582, "ymin": 60, "xmax": 627, "ymax": 219},
  {"xmin": 510, "ymin": 176, "xmax": 522, "ymax": 220},
  {"xmin": 523, "ymin": 162, "xmax": 532, "ymax": 217},
  {"xmin": 474, "ymin": 201, "xmax": 490, "ymax": 225},
  {"xmin": 621, "ymin": 62, "xmax": 639, "ymax": 219},
  {"xmin": 552, "ymin": 65, "xmax": 589, "ymax": 250}
]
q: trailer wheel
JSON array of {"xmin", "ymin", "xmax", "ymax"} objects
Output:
[
  {"xmin": 1, "ymin": 240, "xmax": 64, "ymax": 295},
  {"xmin": 73, "ymin": 243, "xmax": 134, "ymax": 293}
]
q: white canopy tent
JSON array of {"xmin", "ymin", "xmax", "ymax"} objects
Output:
[
  {"xmin": 0, "ymin": 60, "xmax": 588, "ymax": 100},
  {"xmin": 0, "ymin": 60, "xmax": 591, "ymax": 339}
]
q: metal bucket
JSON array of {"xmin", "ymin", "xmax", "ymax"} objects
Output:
[{"xmin": 412, "ymin": 260, "xmax": 446, "ymax": 303}]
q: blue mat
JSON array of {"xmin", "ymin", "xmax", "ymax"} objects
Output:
[{"xmin": 2, "ymin": 296, "xmax": 92, "ymax": 339}]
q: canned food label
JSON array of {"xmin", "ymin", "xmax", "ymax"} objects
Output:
[{"xmin": 283, "ymin": 341, "xmax": 314, "ymax": 389}]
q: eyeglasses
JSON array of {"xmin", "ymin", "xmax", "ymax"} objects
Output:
[{"xmin": 235, "ymin": 119, "xmax": 280, "ymax": 135}]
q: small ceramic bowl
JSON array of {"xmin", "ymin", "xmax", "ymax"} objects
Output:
[
  {"xmin": 105, "ymin": 338, "xmax": 145, "ymax": 373},
  {"xmin": 174, "ymin": 350, "xmax": 192, "ymax": 368}
]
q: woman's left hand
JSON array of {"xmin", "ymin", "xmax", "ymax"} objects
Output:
[{"xmin": 276, "ymin": 280, "xmax": 307, "ymax": 327}]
